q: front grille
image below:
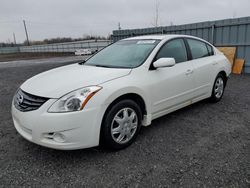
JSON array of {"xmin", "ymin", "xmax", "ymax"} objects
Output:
[{"xmin": 14, "ymin": 89, "xmax": 49, "ymax": 112}]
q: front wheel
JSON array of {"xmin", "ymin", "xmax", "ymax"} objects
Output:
[
  {"xmin": 210, "ymin": 73, "xmax": 226, "ymax": 103},
  {"xmin": 101, "ymin": 99, "xmax": 142, "ymax": 150}
]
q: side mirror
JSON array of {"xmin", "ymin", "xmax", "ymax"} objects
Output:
[{"xmin": 153, "ymin": 58, "xmax": 176, "ymax": 68}]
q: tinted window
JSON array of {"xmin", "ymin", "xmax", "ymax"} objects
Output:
[
  {"xmin": 206, "ymin": 44, "xmax": 214, "ymax": 56},
  {"xmin": 187, "ymin": 39, "xmax": 209, "ymax": 59},
  {"xmin": 156, "ymin": 39, "xmax": 188, "ymax": 63}
]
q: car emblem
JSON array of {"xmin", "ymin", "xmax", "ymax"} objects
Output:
[{"xmin": 17, "ymin": 94, "xmax": 24, "ymax": 105}]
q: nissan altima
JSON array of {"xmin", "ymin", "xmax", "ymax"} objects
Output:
[{"xmin": 12, "ymin": 35, "xmax": 231, "ymax": 150}]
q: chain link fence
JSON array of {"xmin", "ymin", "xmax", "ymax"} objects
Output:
[{"xmin": 0, "ymin": 40, "xmax": 111, "ymax": 54}]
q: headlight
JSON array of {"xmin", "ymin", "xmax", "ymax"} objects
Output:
[{"xmin": 48, "ymin": 86, "xmax": 102, "ymax": 112}]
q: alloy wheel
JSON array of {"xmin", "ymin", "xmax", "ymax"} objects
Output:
[
  {"xmin": 214, "ymin": 77, "xmax": 224, "ymax": 99},
  {"xmin": 111, "ymin": 107, "xmax": 138, "ymax": 144}
]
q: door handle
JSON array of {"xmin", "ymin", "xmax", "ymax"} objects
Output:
[
  {"xmin": 212, "ymin": 62, "xmax": 218, "ymax": 65},
  {"xmin": 185, "ymin": 69, "xmax": 193, "ymax": 75}
]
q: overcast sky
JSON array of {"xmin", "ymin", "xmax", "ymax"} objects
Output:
[{"xmin": 1, "ymin": 0, "xmax": 250, "ymax": 43}]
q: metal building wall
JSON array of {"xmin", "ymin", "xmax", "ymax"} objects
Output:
[{"xmin": 112, "ymin": 17, "xmax": 250, "ymax": 73}]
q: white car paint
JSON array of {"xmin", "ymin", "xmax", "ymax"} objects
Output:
[
  {"xmin": 12, "ymin": 35, "xmax": 231, "ymax": 150},
  {"xmin": 21, "ymin": 64, "xmax": 131, "ymax": 98}
]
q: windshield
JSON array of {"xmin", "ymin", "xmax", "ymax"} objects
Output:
[{"xmin": 84, "ymin": 39, "xmax": 160, "ymax": 68}]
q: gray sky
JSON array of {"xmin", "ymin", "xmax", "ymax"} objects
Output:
[{"xmin": 1, "ymin": 0, "xmax": 250, "ymax": 43}]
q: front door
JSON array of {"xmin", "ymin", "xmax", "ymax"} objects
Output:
[{"xmin": 147, "ymin": 38, "xmax": 196, "ymax": 118}]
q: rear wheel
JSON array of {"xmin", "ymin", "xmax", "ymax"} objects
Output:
[
  {"xmin": 210, "ymin": 73, "xmax": 226, "ymax": 102},
  {"xmin": 101, "ymin": 99, "xmax": 142, "ymax": 150}
]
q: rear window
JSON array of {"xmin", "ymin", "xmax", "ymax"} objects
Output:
[{"xmin": 206, "ymin": 44, "xmax": 214, "ymax": 56}]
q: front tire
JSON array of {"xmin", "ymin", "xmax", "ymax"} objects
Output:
[
  {"xmin": 210, "ymin": 73, "xmax": 226, "ymax": 103},
  {"xmin": 101, "ymin": 99, "xmax": 142, "ymax": 150}
]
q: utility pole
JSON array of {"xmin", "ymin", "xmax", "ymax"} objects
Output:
[
  {"xmin": 23, "ymin": 20, "xmax": 30, "ymax": 46},
  {"xmin": 155, "ymin": 0, "xmax": 159, "ymax": 27},
  {"xmin": 151, "ymin": 0, "xmax": 160, "ymax": 27},
  {"xmin": 13, "ymin": 33, "xmax": 16, "ymax": 45}
]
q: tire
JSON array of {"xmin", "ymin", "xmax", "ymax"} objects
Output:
[
  {"xmin": 101, "ymin": 99, "xmax": 142, "ymax": 150},
  {"xmin": 210, "ymin": 73, "xmax": 226, "ymax": 103}
]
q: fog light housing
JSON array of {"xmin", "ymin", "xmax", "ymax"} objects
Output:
[{"xmin": 53, "ymin": 133, "xmax": 65, "ymax": 143}]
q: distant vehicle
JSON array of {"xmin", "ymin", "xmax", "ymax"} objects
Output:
[
  {"xmin": 75, "ymin": 48, "xmax": 92, "ymax": 56},
  {"xmin": 12, "ymin": 35, "xmax": 231, "ymax": 150}
]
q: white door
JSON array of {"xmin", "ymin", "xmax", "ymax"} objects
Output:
[
  {"xmin": 186, "ymin": 39, "xmax": 216, "ymax": 98},
  {"xmin": 147, "ymin": 38, "xmax": 196, "ymax": 118}
]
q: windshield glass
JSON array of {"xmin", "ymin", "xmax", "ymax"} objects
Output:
[{"xmin": 84, "ymin": 39, "xmax": 160, "ymax": 68}]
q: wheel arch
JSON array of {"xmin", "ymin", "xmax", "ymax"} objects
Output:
[
  {"xmin": 102, "ymin": 93, "xmax": 147, "ymax": 120},
  {"xmin": 99, "ymin": 92, "xmax": 147, "ymax": 145},
  {"xmin": 217, "ymin": 70, "xmax": 228, "ymax": 85}
]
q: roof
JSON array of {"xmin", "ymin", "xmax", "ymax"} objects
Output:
[{"xmin": 122, "ymin": 34, "xmax": 205, "ymax": 41}]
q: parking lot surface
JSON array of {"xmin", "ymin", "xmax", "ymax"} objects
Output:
[{"xmin": 0, "ymin": 58, "xmax": 249, "ymax": 187}]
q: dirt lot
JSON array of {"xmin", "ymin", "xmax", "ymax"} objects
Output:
[{"xmin": 0, "ymin": 58, "xmax": 249, "ymax": 187}]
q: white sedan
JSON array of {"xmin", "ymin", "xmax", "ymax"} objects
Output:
[
  {"xmin": 12, "ymin": 35, "xmax": 231, "ymax": 150},
  {"xmin": 75, "ymin": 48, "xmax": 92, "ymax": 56}
]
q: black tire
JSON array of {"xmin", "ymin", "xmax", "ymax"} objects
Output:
[
  {"xmin": 210, "ymin": 73, "xmax": 226, "ymax": 103},
  {"xmin": 100, "ymin": 99, "xmax": 142, "ymax": 150}
]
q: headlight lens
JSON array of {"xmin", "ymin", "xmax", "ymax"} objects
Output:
[{"xmin": 48, "ymin": 86, "xmax": 102, "ymax": 112}]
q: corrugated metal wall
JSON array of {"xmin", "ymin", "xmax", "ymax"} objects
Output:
[{"xmin": 112, "ymin": 17, "xmax": 250, "ymax": 73}]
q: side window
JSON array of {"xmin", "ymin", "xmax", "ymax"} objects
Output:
[
  {"xmin": 187, "ymin": 39, "xmax": 209, "ymax": 59},
  {"xmin": 206, "ymin": 44, "xmax": 214, "ymax": 56},
  {"xmin": 156, "ymin": 39, "xmax": 187, "ymax": 63}
]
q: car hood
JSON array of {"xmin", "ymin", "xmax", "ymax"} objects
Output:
[{"xmin": 21, "ymin": 64, "xmax": 131, "ymax": 98}]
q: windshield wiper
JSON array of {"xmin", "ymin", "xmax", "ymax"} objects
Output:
[
  {"xmin": 78, "ymin": 60, "xmax": 86, "ymax": 65},
  {"xmin": 94, "ymin": 64, "xmax": 113, "ymax": 68},
  {"xmin": 84, "ymin": 64, "xmax": 130, "ymax": 69},
  {"xmin": 94, "ymin": 64, "xmax": 131, "ymax": 69}
]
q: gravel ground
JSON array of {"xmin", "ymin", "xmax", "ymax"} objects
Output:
[
  {"xmin": 0, "ymin": 58, "xmax": 249, "ymax": 187},
  {"xmin": 0, "ymin": 52, "xmax": 74, "ymax": 62}
]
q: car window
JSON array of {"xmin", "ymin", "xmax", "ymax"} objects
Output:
[
  {"xmin": 85, "ymin": 39, "xmax": 160, "ymax": 68},
  {"xmin": 187, "ymin": 39, "xmax": 209, "ymax": 59},
  {"xmin": 155, "ymin": 39, "xmax": 188, "ymax": 63},
  {"xmin": 206, "ymin": 44, "xmax": 214, "ymax": 56}
]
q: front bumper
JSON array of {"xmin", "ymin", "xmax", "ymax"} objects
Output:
[{"xmin": 11, "ymin": 99, "xmax": 105, "ymax": 150}]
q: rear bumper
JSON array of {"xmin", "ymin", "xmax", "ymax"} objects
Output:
[{"xmin": 11, "ymin": 99, "xmax": 105, "ymax": 150}]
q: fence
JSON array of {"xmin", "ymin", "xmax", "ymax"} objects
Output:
[
  {"xmin": 0, "ymin": 40, "xmax": 111, "ymax": 54},
  {"xmin": 112, "ymin": 16, "xmax": 250, "ymax": 73},
  {"xmin": 0, "ymin": 47, "xmax": 20, "ymax": 54}
]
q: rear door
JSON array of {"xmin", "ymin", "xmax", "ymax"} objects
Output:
[
  {"xmin": 148, "ymin": 38, "xmax": 196, "ymax": 117},
  {"xmin": 185, "ymin": 38, "xmax": 216, "ymax": 98}
]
